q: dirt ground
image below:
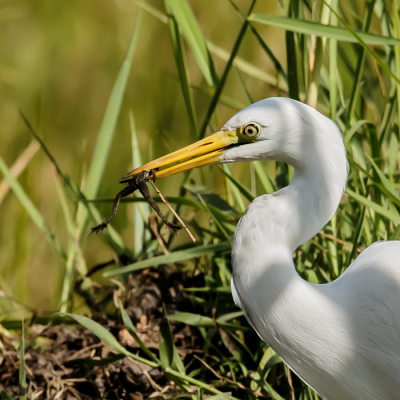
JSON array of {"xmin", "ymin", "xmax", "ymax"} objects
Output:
[{"xmin": 0, "ymin": 268, "xmax": 205, "ymax": 399}]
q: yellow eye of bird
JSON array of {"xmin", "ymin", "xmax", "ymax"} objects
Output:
[{"xmin": 241, "ymin": 122, "xmax": 262, "ymax": 138}]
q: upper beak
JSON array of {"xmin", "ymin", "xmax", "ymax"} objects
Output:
[{"xmin": 120, "ymin": 130, "xmax": 249, "ymax": 182}]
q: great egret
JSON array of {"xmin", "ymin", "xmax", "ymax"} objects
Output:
[{"xmin": 123, "ymin": 98, "xmax": 400, "ymax": 400}]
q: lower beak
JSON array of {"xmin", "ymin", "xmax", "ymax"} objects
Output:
[{"xmin": 120, "ymin": 130, "xmax": 245, "ymax": 182}]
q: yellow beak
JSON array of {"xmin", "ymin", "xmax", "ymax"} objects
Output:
[{"xmin": 120, "ymin": 130, "xmax": 247, "ymax": 182}]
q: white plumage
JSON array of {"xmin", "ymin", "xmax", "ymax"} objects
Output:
[
  {"xmin": 130, "ymin": 97, "xmax": 400, "ymax": 399},
  {"xmin": 226, "ymin": 98, "xmax": 400, "ymax": 399}
]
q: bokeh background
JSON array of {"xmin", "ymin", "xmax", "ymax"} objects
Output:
[{"xmin": 0, "ymin": 0, "xmax": 287, "ymax": 310}]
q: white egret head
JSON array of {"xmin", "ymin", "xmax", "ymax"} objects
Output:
[{"xmin": 122, "ymin": 97, "xmax": 347, "ymax": 184}]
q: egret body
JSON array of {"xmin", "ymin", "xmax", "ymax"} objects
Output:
[{"xmin": 125, "ymin": 98, "xmax": 400, "ymax": 399}]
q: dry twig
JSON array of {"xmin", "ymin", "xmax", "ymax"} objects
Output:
[
  {"xmin": 318, "ymin": 232, "xmax": 362, "ymax": 253},
  {"xmin": 0, "ymin": 140, "xmax": 40, "ymax": 206},
  {"xmin": 147, "ymin": 177, "xmax": 196, "ymax": 243},
  {"xmin": 286, "ymin": 365, "xmax": 295, "ymax": 400},
  {"xmin": 149, "ymin": 214, "xmax": 169, "ymax": 254}
]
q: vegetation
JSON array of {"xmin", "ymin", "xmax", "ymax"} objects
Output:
[{"xmin": 1, "ymin": 0, "xmax": 400, "ymax": 398}]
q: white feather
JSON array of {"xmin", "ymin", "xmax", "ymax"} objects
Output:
[{"xmin": 225, "ymin": 98, "xmax": 400, "ymax": 400}]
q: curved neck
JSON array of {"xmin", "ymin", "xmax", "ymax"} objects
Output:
[
  {"xmin": 230, "ymin": 100, "xmax": 349, "ymax": 394},
  {"xmin": 232, "ymin": 133, "xmax": 348, "ymax": 298},
  {"xmin": 232, "ymin": 149, "xmax": 348, "ymax": 377},
  {"xmin": 284, "ymin": 157, "xmax": 347, "ymax": 250}
]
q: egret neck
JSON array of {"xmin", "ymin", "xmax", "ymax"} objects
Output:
[{"xmin": 124, "ymin": 98, "xmax": 400, "ymax": 400}]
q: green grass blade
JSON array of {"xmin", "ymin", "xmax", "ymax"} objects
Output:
[
  {"xmin": 325, "ymin": 3, "xmax": 400, "ymax": 85},
  {"xmin": 393, "ymin": 0, "xmax": 400, "ymax": 129},
  {"xmin": 215, "ymin": 254, "xmax": 232, "ymax": 286},
  {"xmin": 130, "ymin": 112, "xmax": 150, "ymax": 256},
  {"xmin": 346, "ymin": 188, "xmax": 400, "ymax": 225},
  {"xmin": 191, "ymin": 82, "xmax": 247, "ymax": 110},
  {"xmin": 0, "ymin": 155, "xmax": 67, "ymax": 260},
  {"xmin": 379, "ymin": 86, "xmax": 396, "ymax": 142},
  {"xmin": 133, "ymin": 0, "xmax": 284, "ymax": 89},
  {"xmin": 20, "ymin": 113, "xmax": 131, "ymax": 257},
  {"xmin": 253, "ymin": 161, "xmax": 276, "ymax": 193},
  {"xmin": 159, "ymin": 305, "xmax": 187, "ymax": 376},
  {"xmin": 60, "ymin": 247, "xmax": 75, "ymax": 313},
  {"xmin": 285, "ymin": 6, "xmax": 299, "ymax": 101},
  {"xmin": 249, "ymin": 13, "xmax": 400, "ymax": 45},
  {"xmin": 227, "ymin": 0, "xmax": 288, "ymax": 85},
  {"xmin": 219, "ymin": 166, "xmax": 255, "ymax": 203},
  {"xmin": 104, "ymin": 242, "xmax": 231, "ymax": 276},
  {"xmin": 159, "ymin": 304, "xmax": 175, "ymax": 370},
  {"xmin": 261, "ymin": 355, "xmax": 282, "ymax": 377},
  {"xmin": 165, "ymin": 368, "xmax": 235, "ymax": 398},
  {"xmin": 80, "ymin": 11, "xmax": 142, "ymax": 235},
  {"xmin": 166, "ymin": 0, "xmax": 217, "ymax": 87},
  {"xmin": 168, "ymin": 312, "xmax": 249, "ymax": 331},
  {"xmin": 250, "ymin": 375, "xmax": 285, "ymax": 400},
  {"xmin": 132, "ymin": 0, "xmax": 168, "ymax": 23},
  {"xmin": 249, "ymin": 26, "xmax": 288, "ymax": 87},
  {"xmin": 346, "ymin": 206, "xmax": 365, "ymax": 266},
  {"xmin": 349, "ymin": 160, "xmax": 400, "ymax": 208},
  {"xmin": 0, "ymin": 391, "xmax": 15, "ymax": 400},
  {"xmin": 222, "ymin": 329, "xmax": 255, "ymax": 363},
  {"xmin": 367, "ymin": 155, "xmax": 400, "ymax": 203},
  {"xmin": 221, "ymin": 165, "xmax": 246, "ymax": 212},
  {"xmin": 306, "ymin": 2, "xmax": 331, "ymax": 107},
  {"xmin": 54, "ymin": 172, "xmax": 77, "ymax": 312},
  {"xmin": 205, "ymin": 394, "xmax": 230, "ymax": 400},
  {"xmin": 329, "ymin": 0, "xmax": 339, "ymax": 120},
  {"xmin": 118, "ymin": 299, "xmax": 160, "ymax": 364},
  {"xmin": 19, "ymin": 321, "xmax": 26, "ymax": 400},
  {"xmin": 347, "ymin": 0, "xmax": 376, "ymax": 123},
  {"xmin": 165, "ymin": 1, "xmax": 198, "ymax": 141},
  {"xmin": 307, "ymin": 35, "xmax": 324, "ymax": 107},
  {"xmin": 168, "ymin": 312, "xmax": 214, "ymax": 327},
  {"xmin": 197, "ymin": 193, "xmax": 232, "ymax": 243},
  {"xmin": 237, "ymin": 69, "xmax": 253, "ymax": 105},
  {"xmin": 53, "ymin": 171, "xmax": 75, "ymax": 237},
  {"xmin": 185, "ymin": 181, "xmax": 240, "ymax": 216},
  {"xmin": 66, "ymin": 313, "xmax": 158, "ymax": 368},
  {"xmin": 0, "ymin": 276, "xmax": 17, "ymax": 320},
  {"xmin": 198, "ymin": 0, "xmax": 256, "ymax": 140},
  {"xmin": 216, "ymin": 310, "xmax": 243, "ymax": 323},
  {"xmin": 344, "ymin": 120, "xmax": 371, "ymax": 145},
  {"xmin": 20, "ymin": 113, "xmax": 82, "ymax": 200},
  {"xmin": 0, "ymin": 140, "xmax": 39, "ymax": 207},
  {"xmin": 207, "ymin": 42, "xmax": 287, "ymax": 90}
]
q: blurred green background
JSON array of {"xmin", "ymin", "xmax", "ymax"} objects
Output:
[{"xmin": 0, "ymin": 0, "xmax": 286, "ymax": 310}]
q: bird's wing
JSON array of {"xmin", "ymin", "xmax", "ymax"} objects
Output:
[
  {"xmin": 326, "ymin": 240, "xmax": 400, "ymax": 395},
  {"xmin": 232, "ymin": 280, "xmax": 324, "ymax": 396}
]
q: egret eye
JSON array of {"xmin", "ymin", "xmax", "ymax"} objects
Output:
[{"xmin": 240, "ymin": 122, "xmax": 262, "ymax": 139}]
